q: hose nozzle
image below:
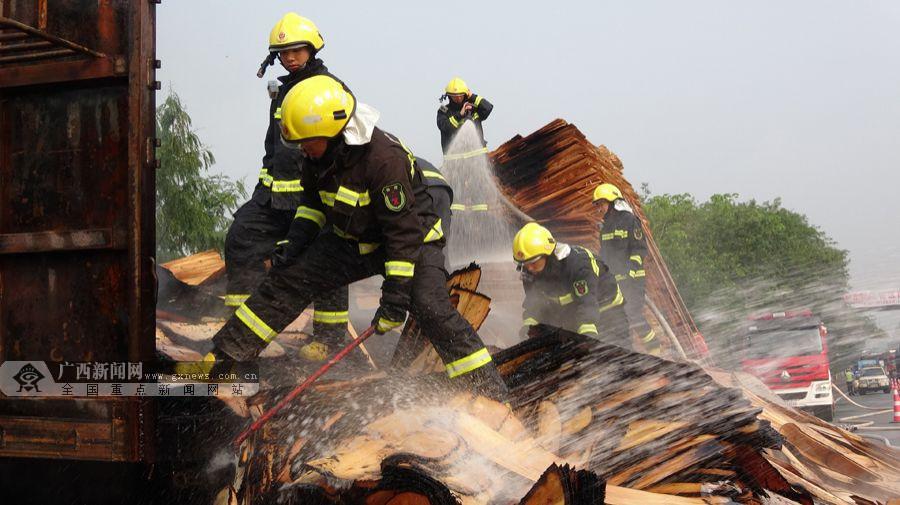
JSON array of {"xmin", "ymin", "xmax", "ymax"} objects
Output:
[{"xmin": 256, "ymin": 53, "xmax": 277, "ymax": 78}]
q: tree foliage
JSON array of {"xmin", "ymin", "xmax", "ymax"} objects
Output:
[
  {"xmin": 155, "ymin": 90, "xmax": 246, "ymax": 262},
  {"xmin": 642, "ymin": 191, "xmax": 879, "ymax": 367}
]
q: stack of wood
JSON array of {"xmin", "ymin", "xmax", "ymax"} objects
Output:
[
  {"xmin": 152, "ymin": 265, "xmax": 900, "ymax": 503},
  {"xmin": 221, "ymin": 265, "xmax": 900, "ymax": 505},
  {"xmin": 489, "ymin": 119, "xmax": 706, "ymax": 360},
  {"xmin": 709, "ymin": 370, "xmax": 900, "ymax": 504},
  {"xmin": 157, "ymin": 249, "xmax": 229, "ymax": 321}
]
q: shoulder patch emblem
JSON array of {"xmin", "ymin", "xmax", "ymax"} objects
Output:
[
  {"xmin": 573, "ymin": 279, "xmax": 589, "ymax": 297},
  {"xmin": 634, "ymin": 227, "xmax": 644, "ymax": 240},
  {"xmin": 382, "ymin": 182, "xmax": 406, "ymax": 212}
]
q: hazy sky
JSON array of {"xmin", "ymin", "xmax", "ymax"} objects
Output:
[{"xmin": 157, "ymin": 1, "xmax": 900, "ymax": 321}]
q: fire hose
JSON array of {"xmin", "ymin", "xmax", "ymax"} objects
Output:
[
  {"xmin": 232, "ymin": 325, "xmax": 377, "ymax": 448},
  {"xmin": 831, "ymin": 383, "xmax": 891, "ymax": 411},
  {"xmin": 830, "ymin": 383, "xmax": 899, "ymax": 447}
]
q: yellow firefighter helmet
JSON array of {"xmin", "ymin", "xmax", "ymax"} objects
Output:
[
  {"xmin": 445, "ymin": 77, "xmax": 470, "ymax": 96},
  {"xmin": 592, "ymin": 183, "xmax": 623, "ymax": 203},
  {"xmin": 268, "ymin": 13, "xmax": 325, "ymax": 52},
  {"xmin": 512, "ymin": 222, "xmax": 556, "ymax": 263},
  {"xmin": 280, "ymin": 75, "xmax": 355, "ymax": 141}
]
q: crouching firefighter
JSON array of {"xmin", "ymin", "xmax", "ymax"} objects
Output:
[
  {"xmin": 223, "ymin": 12, "xmax": 349, "ymax": 357},
  {"xmin": 512, "ymin": 223, "xmax": 629, "ymax": 346},
  {"xmin": 592, "ymin": 183, "xmax": 661, "ymax": 355},
  {"xmin": 210, "ymin": 75, "xmax": 508, "ymax": 400}
]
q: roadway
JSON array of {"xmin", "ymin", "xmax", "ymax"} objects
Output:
[{"xmin": 833, "ymin": 384, "xmax": 900, "ymax": 448}]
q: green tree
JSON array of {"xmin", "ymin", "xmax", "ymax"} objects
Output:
[
  {"xmin": 643, "ymin": 191, "xmax": 881, "ymax": 368},
  {"xmin": 156, "ymin": 90, "xmax": 246, "ymax": 262}
]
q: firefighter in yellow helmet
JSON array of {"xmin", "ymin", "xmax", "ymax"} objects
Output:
[
  {"xmin": 437, "ymin": 77, "xmax": 493, "ymax": 155},
  {"xmin": 592, "ymin": 183, "xmax": 661, "ymax": 355},
  {"xmin": 513, "ymin": 223, "xmax": 629, "ymax": 346},
  {"xmin": 212, "ymin": 75, "xmax": 508, "ymax": 400},
  {"xmin": 223, "ymin": 13, "xmax": 354, "ymax": 364}
]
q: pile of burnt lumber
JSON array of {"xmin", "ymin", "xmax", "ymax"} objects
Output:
[
  {"xmin": 209, "ymin": 264, "xmax": 900, "ymax": 505},
  {"xmin": 490, "ymin": 119, "xmax": 707, "ymax": 361},
  {"xmin": 152, "ymin": 265, "xmax": 900, "ymax": 503},
  {"xmin": 709, "ymin": 370, "xmax": 900, "ymax": 504}
]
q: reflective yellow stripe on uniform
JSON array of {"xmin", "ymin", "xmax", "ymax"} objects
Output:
[
  {"xmin": 333, "ymin": 227, "xmax": 380, "ymax": 254},
  {"xmin": 359, "ymin": 242, "xmax": 380, "ymax": 255},
  {"xmin": 224, "ymin": 294, "xmax": 250, "ymax": 307},
  {"xmin": 275, "ymin": 239, "xmax": 289, "ymax": 246},
  {"xmin": 601, "ymin": 230, "xmax": 629, "ymax": 241},
  {"xmin": 474, "ymin": 96, "xmax": 483, "ymax": 107},
  {"xmin": 318, "ymin": 191, "xmax": 336, "ymax": 207},
  {"xmin": 422, "ymin": 170, "xmax": 447, "ymax": 182},
  {"xmin": 395, "ymin": 137, "xmax": 417, "ymax": 179},
  {"xmin": 235, "ymin": 303, "xmax": 277, "ymax": 343},
  {"xmin": 445, "ymin": 348, "xmax": 492, "ymax": 378},
  {"xmin": 424, "ymin": 219, "xmax": 443, "ymax": 243},
  {"xmin": 335, "ymin": 186, "xmax": 371, "ymax": 207},
  {"xmin": 615, "ymin": 274, "xmax": 626, "ymax": 282},
  {"xmin": 523, "ymin": 317, "xmax": 539, "ymax": 326},
  {"xmin": 578, "ymin": 323, "xmax": 598, "ymax": 335},
  {"xmin": 472, "ymin": 112, "xmax": 480, "ymax": 120},
  {"xmin": 274, "ymin": 107, "xmax": 282, "ymax": 120},
  {"xmin": 558, "ymin": 293, "xmax": 574, "ymax": 305},
  {"xmin": 377, "ymin": 317, "xmax": 404, "ymax": 333},
  {"xmin": 259, "ymin": 168, "xmax": 274, "ymax": 187},
  {"xmin": 385, "ymin": 260, "xmax": 415, "ymax": 277},
  {"xmin": 641, "ymin": 329, "xmax": 657, "ymax": 343},
  {"xmin": 598, "ymin": 286, "xmax": 624, "ymax": 314},
  {"xmin": 444, "ymin": 147, "xmax": 489, "ymax": 161},
  {"xmin": 630, "ymin": 255, "xmax": 643, "ymax": 265},
  {"xmin": 272, "ymin": 179, "xmax": 303, "ymax": 193},
  {"xmin": 313, "ymin": 310, "xmax": 349, "ymax": 324},
  {"xmin": 295, "ymin": 206, "xmax": 326, "ymax": 228},
  {"xmin": 333, "ymin": 227, "xmax": 357, "ymax": 240},
  {"xmin": 449, "ymin": 116, "xmax": 460, "ymax": 128},
  {"xmin": 629, "ymin": 269, "xmax": 646, "ymax": 278},
  {"xmin": 583, "ymin": 248, "xmax": 600, "ymax": 276},
  {"xmin": 451, "ymin": 203, "xmax": 489, "ymax": 211}
]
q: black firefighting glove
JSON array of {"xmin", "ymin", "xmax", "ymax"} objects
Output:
[
  {"xmin": 271, "ymin": 239, "xmax": 305, "ymax": 268},
  {"xmin": 372, "ymin": 277, "xmax": 411, "ymax": 334}
]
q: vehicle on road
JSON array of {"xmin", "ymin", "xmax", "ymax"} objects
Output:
[
  {"xmin": 856, "ymin": 366, "xmax": 890, "ymax": 395},
  {"xmin": 741, "ymin": 310, "xmax": 834, "ymax": 421}
]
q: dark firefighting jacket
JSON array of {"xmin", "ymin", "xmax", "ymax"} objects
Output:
[
  {"xmin": 436, "ymin": 94, "xmax": 493, "ymax": 153},
  {"xmin": 416, "ymin": 157, "xmax": 453, "ymax": 232},
  {"xmin": 252, "ymin": 58, "xmax": 331, "ymax": 210},
  {"xmin": 285, "ymin": 128, "xmax": 445, "ymax": 310},
  {"xmin": 521, "ymin": 244, "xmax": 622, "ymax": 337},
  {"xmin": 599, "ymin": 201, "xmax": 648, "ymax": 328}
]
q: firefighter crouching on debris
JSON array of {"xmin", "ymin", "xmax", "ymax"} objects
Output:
[
  {"xmin": 436, "ymin": 77, "xmax": 493, "ymax": 156},
  {"xmin": 223, "ymin": 13, "xmax": 350, "ymax": 361},
  {"xmin": 592, "ymin": 183, "xmax": 662, "ymax": 355},
  {"xmin": 513, "ymin": 223, "xmax": 629, "ymax": 346},
  {"xmin": 210, "ymin": 75, "xmax": 509, "ymax": 399}
]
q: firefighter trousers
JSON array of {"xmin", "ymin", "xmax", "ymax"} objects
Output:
[
  {"xmin": 223, "ymin": 198, "xmax": 349, "ymax": 345},
  {"xmin": 620, "ymin": 278, "xmax": 660, "ymax": 354},
  {"xmin": 213, "ymin": 234, "xmax": 506, "ymax": 395}
]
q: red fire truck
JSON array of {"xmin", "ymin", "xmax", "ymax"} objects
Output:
[{"xmin": 740, "ymin": 310, "xmax": 834, "ymax": 421}]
